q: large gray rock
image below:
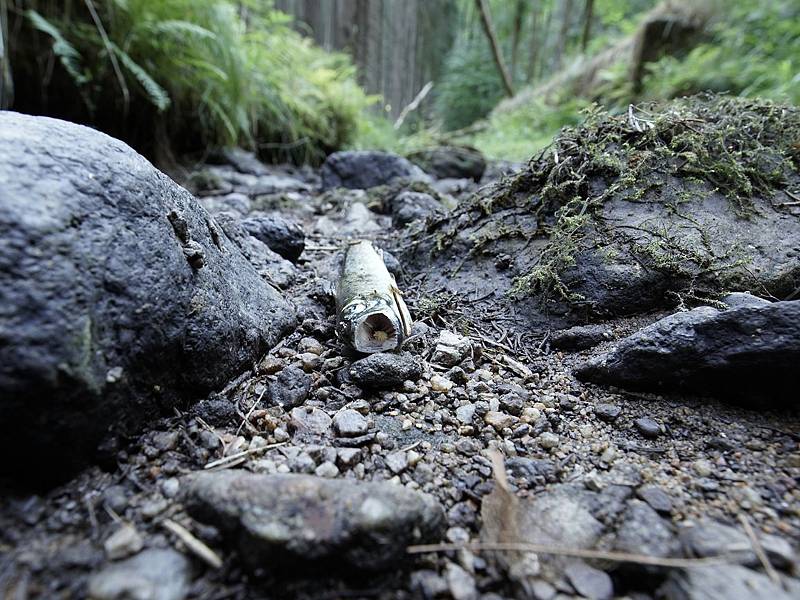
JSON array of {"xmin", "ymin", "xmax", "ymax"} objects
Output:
[
  {"xmin": 321, "ymin": 150, "xmax": 428, "ymax": 190},
  {"xmin": 575, "ymin": 298, "xmax": 800, "ymax": 400},
  {"xmin": 182, "ymin": 471, "xmax": 445, "ymax": 572},
  {"xmin": 0, "ymin": 112, "xmax": 295, "ymax": 479}
]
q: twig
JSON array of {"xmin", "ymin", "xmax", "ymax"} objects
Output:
[
  {"xmin": 203, "ymin": 442, "xmax": 286, "ymax": 470},
  {"xmin": 738, "ymin": 515, "xmax": 780, "ymax": 585},
  {"xmin": 162, "ymin": 519, "xmax": 223, "ymax": 569},
  {"xmin": 394, "ymin": 81, "xmax": 433, "ymax": 130},
  {"xmin": 407, "ymin": 542, "xmax": 731, "ymax": 568},
  {"xmin": 236, "ymin": 389, "xmax": 266, "ymax": 436}
]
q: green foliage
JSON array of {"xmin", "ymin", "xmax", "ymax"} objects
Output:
[
  {"xmin": 642, "ymin": 0, "xmax": 800, "ymax": 105},
  {"xmin": 435, "ymin": 32, "xmax": 505, "ymax": 131},
  {"xmin": 12, "ymin": 0, "xmax": 375, "ymax": 162}
]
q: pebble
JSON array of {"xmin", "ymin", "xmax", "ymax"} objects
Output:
[
  {"xmin": 564, "ymin": 562, "xmax": 613, "ymax": 600},
  {"xmin": 693, "ymin": 459, "xmax": 713, "ymax": 477},
  {"xmin": 634, "ymin": 417, "xmax": 661, "ymax": 439},
  {"xmin": 386, "ymin": 451, "xmax": 409, "ymax": 474},
  {"xmin": 289, "ymin": 406, "xmax": 332, "ymax": 439},
  {"xmin": 537, "ymin": 432, "xmax": 560, "ymax": 450},
  {"xmin": 430, "ymin": 374, "xmax": 455, "ymax": 393},
  {"xmin": 455, "ymin": 403, "xmax": 476, "ymax": 424},
  {"xmin": 484, "ymin": 411, "xmax": 514, "ymax": 430},
  {"xmin": 432, "ymin": 330, "xmax": 472, "ymax": 367},
  {"xmin": 594, "ymin": 403, "xmax": 621, "ymax": 422},
  {"xmin": 445, "ymin": 562, "xmax": 478, "ymax": 600},
  {"xmin": 297, "ymin": 337, "xmax": 324, "ymax": 355},
  {"xmin": 333, "ymin": 409, "xmax": 368, "ymax": 437},
  {"xmin": 103, "ymin": 523, "xmax": 143, "ymax": 560},
  {"xmin": 315, "ymin": 461, "xmax": 340, "ymax": 478}
]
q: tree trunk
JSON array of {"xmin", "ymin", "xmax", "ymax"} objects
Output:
[
  {"xmin": 474, "ymin": 0, "xmax": 514, "ymax": 97},
  {"xmin": 525, "ymin": 1, "xmax": 540, "ymax": 82},
  {"xmin": 509, "ymin": 0, "xmax": 526, "ymax": 81},
  {"xmin": 581, "ymin": 0, "xmax": 594, "ymax": 52},
  {"xmin": 552, "ymin": 0, "xmax": 574, "ymax": 72}
]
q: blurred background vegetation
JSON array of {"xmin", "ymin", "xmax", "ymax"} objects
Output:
[{"xmin": 1, "ymin": 0, "xmax": 798, "ymax": 165}]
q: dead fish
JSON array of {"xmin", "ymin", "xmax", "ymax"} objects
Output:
[{"xmin": 336, "ymin": 240, "xmax": 412, "ymax": 353}]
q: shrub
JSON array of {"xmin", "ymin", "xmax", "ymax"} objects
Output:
[{"xmin": 8, "ymin": 0, "xmax": 375, "ymax": 163}]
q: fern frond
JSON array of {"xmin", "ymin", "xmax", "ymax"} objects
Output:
[
  {"xmin": 26, "ymin": 9, "xmax": 90, "ymax": 86},
  {"xmin": 110, "ymin": 43, "xmax": 170, "ymax": 112},
  {"xmin": 146, "ymin": 20, "xmax": 217, "ymax": 42}
]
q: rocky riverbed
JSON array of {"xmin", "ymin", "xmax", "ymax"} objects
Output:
[{"xmin": 1, "ymin": 97, "xmax": 799, "ymax": 599}]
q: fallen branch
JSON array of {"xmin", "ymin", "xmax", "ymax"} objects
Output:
[
  {"xmin": 394, "ymin": 81, "xmax": 433, "ymax": 130},
  {"xmin": 738, "ymin": 514, "xmax": 780, "ymax": 585},
  {"xmin": 203, "ymin": 441, "xmax": 286, "ymax": 470},
  {"xmin": 407, "ymin": 542, "xmax": 732, "ymax": 568}
]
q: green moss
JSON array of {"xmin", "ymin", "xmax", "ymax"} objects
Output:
[{"xmin": 420, "ymin": 94, "xmax": 800, "ymax": 305}]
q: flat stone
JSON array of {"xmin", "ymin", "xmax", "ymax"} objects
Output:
[
  {"xmin": 614, "ymin": 501, "xmax": 680, "ymax": 558},
  {"xmin": 104, "ymin": 524, "xmax": 143, "ymax": 560},
  {"xmin": 430, "ymin": 375, "xmax": 455, "ymax": 393},
  {"xmin": 386, "ymin": 451, "xmax": 409, "ymax": 474},
  {"xmin": 455, "ymin": 403, "xmax": 476, "ymax": 424},
  {"xmin": 550, "ymin": 325, "xmax": 612, "ymax": 351},
  {"xmin": 485, "ymin": 411, "xmax": 514, "ymax": 430},
  {"xmin": 182, "ymin": 471, "xmax": 445, "ymax": 571},
  {"xmin": 87, "ymin": 548, "xmax": 190, "ymax": 600}
]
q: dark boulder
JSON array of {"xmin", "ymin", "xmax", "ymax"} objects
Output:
[
  {"xmin": 575, "ymin": 298, "xmax": 800, "ymax": 402},
  {"xmin": 407, "ymin": 146, "xmax": 486, "ymax": 182},
  {"xmin": 241, "ymin": 212, "xmax": 305, "ymax": 262},
  {"xmin": 321, "ymin": 150, "xmax": 428, "ymax": 190},
  {"xmin": 550, "ymin": 324, "xmax": 612, "ymax": 351},
  {"xmin": 404, "ymin": 96, "xmax": 800, "ymax": 331},
  {"xmin": 182, "ymin": 471, "xmax": 445, "ymax": 572},
  {"xmin": 0, "ymin": 112, "xmax": 295, "ymax": 480}
]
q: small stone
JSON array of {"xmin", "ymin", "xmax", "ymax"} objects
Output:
[
  {"xmin": 594, "ymin": 403, "xmax": 621, "ymax": 422},
  {"xmin": 349, "ymin": 353, "xmax": 422, "ymax": 390},
  {"xmin": 161, "ymin": 478, "xmax": 180, "ymax": 499},
  {"xmin": 88, "ymin": 548, "xmax": 190, "ymax": 600},
  {"xmin": 432, "ymin": 330, "xmax": 472, "ymax": 367},
  {"xmin": 386, "ymin": 451, "xmax": 409, "ymax": 474},
  {"xmin": 455, "ymin": 403, "xmax": 476, "ymax": 424},
  {"xmin": 269, "ymin": 366, "xmax": 311, "ymax": 409},
  {"xmin": 693, "ymin": 459, "xmax": 713, "ymax": 477},
  {"xmin": 336, "ymin": 448, "xmax": 362, "ymax": 468},
  {"xmin": 289, "ymin": 407, "xmax": 332, "ymax": 440},
  {"xmin": 484, "ymin": 411, "xmax": 514, "ymax": 430},
  {"xmin": 445, "ymin": 562, "xmax": 478, "ymax": 600},
  {"xmin": 315, "ymin": 461, "xmax": 340, "ymax": 478},
  {"xmin": 297, "ymin": 337, "xmax": 324, "ymax": 355},
  {"xmin": 634, "ymin": 417, "xmax": 661, "ymax": 439},
  {"xmin": 538, "ymin": 432, "xmax": 560, "ymax": 450},
  {"xmin": 564, "ymin": 562, "xmax": 613, "ymax": 600},
  {"xmin": 297, "ymin": 352, "xmax": 321, "ymax": 372},
  {"xmin": 637, "ymin": 485, "xmax": 673, "ymax": 515},
  {"xmin": 104, "ymin": 524, "xmax": 143, "ymax": 560},
  {"xmin": 430, "ymin": 374, "xmax": 455, "ymax": 393},
  {"xmin": 333, "ymin": 409, "xmax": 368, "ymax": 437},
  {"xmin": 273, "ymin": 427, "xmax": 290, "ymax": 442}
]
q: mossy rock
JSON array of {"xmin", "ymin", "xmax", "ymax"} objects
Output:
[{"xmin": 403, "ymin": 94, "xmax": 800, "ymax": 329}]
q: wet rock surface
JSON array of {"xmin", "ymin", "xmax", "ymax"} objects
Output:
[
  {"xmin": 576, "ymin": 297, "xmax": 800, "ymax": 401},
  {"xmin": 0, "ymin": 112, "xmax": 294, "ymax": 479},
  {"xmin": 1, "ymin": 103, "xmax": 799, "ymax": 600}
]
